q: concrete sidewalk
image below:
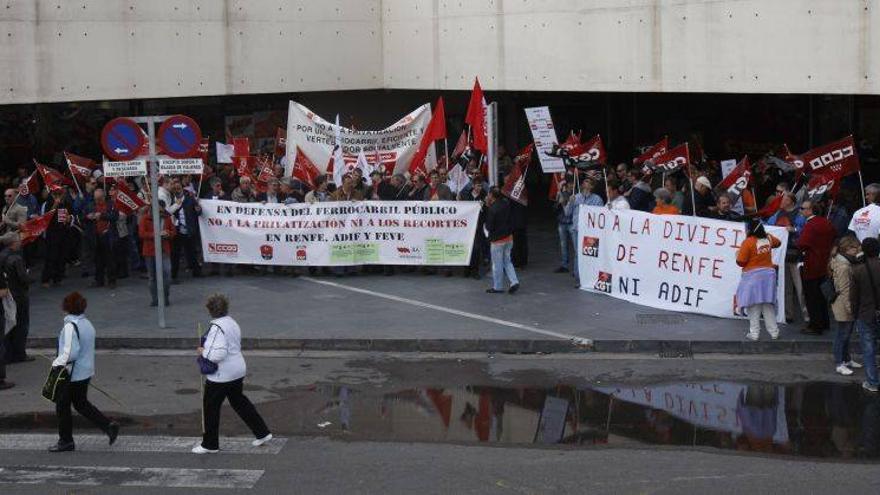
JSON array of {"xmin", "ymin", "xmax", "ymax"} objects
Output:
[{"xmin": 26, "ymin": 225, "xmax": 832, "ymax": 354}]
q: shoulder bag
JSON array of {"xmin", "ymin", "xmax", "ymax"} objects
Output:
[
  {"xmin": 197, "ymin": 324, "xmax": 223, "ymax": 375},
  {"xmin": 41, "ymin": 322, "xmax": 79, "ymax": 403}
]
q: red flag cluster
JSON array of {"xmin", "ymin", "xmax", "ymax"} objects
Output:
[{"xmin": 19, "ymin": 210, "xmax": 55, "ymax": 246}]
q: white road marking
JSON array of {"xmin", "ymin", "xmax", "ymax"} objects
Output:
[
  {"xmin": 0, "ymin": 465, "xmax": 263, "ymax": 489},
  {"xmin": 302, "ymin": 277, "xmax": 591, "ymax": 345},
  {"xmin": 0, "ymin": 434, "xmax": 286, "ymax": 455}
]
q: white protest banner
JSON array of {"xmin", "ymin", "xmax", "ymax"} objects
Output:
[
  {"xmin": 593, "ymin": 382, "xmax": 789, "ymax": 443},
  {"xmin": 720, "ymin": 159, "xmax": 745, "ymax": 215},
  {"xmin": 576, "ymin": 207, "xmax": 787, "ymax": 321},
  {"xmin": 285, "ymin": 101, "xmax": 434, "ymax": 178},
  {"xmin": 103, "ymin": 159, "xmax": 147, "ymax": 178},
  {"xmin": 159, "ymin": 158, "xmax": 204, "ymax": 175},
  {"xmin": 198, "ymin": 200, "xmax": 479, "ymax": 266},
  {"xmin": 524, "ymin": 106, "xmax": 565, "ymax": 173}
]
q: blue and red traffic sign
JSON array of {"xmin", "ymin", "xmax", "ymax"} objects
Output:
[
  {"xmin": 158, "ymin": 115, "xmax": 202, "ymax": 159},
  {"xmin": 100, "ymin": 117, "xmax": 145, "ymax": 161}
]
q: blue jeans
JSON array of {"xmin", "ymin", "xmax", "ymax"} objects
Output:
[
  {"xmin": 856, "ymin": 319, "xmax": 879, "ymax": 386},
  {"xmin": 833, "ymin": 320, "xmax": 855, "ymax": 365},
  {"xmin": 557, "ymin": 223, "xmax": 574, "ymax": 269},
  {"xmin": 490, "ymin": 240, "xmax": 518, "ymax": 291}
]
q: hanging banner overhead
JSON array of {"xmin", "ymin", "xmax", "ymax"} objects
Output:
[
  {"xmin": 576, "ymin": 207, "xmax": 788, "ymax": 321},
  {"xmin": 198, "ymin": 200, "xmax": 480, "ymax": 267},
  {"xmin": 524, "ymin": 106, "xmax": 565, "ymax": 174},
  {"xmin": 103, "ymin": 159, "xmax": 147, "ymax": 178},
  {"xmin": 285, "ymin": 102, "xmax": 435, "ymax": 178}
]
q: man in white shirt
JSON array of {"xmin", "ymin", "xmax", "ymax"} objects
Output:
[
  {"xmin": 848, "ymin": 183, "xmax": 880, "ymax": 241},
  {"xmin": 606, "ymin": 179, "xmax": 630, "ymax": 210}
]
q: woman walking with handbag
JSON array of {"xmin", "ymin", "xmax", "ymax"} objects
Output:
[
  {"xmin": 49, "ymin": 292, "xmax": 119, "ymax": 452},
  {"xmin": 828, "ymin": 236, "xmax": 863, "ymax": 376},
  {"xmin": 193, "ymin": 293, "xmax": 272, "ymax": 454},
  {"xmin": 735, "ymin": 219, "xmax": 782, "ymax": 341}
]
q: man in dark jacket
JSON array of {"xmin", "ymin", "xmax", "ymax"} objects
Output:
[
  {"xmin": 84, "ymin": 188, "xmax": 119, "ymax": 288},
  {"xmin": 0, "ymin": 263, "xmax": 12, "ymax": 390},
  {"xmin": 797, "ymin": 200, "xmax": 836, "ymax": 334},
  {"xmin": 849, "ymin": 237, "xmax": 880, "ymax": 393},
  {"xmin": 1, "ymin": 234, "xmax": 30, "ymax": 364},
  {"xmin": 41, "ymin": 188, "xmax": 74, "ymax": 287},
  {"xmin": 484, "ymin": 187, "xmax": 519, "ymax": 294},
  {"xmin": 168, "ymin": 178, "xmax": 202, "ymax": 281}
]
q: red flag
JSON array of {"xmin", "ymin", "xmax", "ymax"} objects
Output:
[
  {"xmin": 501, "ymin": 144, "xmax": 533, "ymax": 206},
  {"xmin": 256, "ymin": 156, "xmax": 275, "ymax": 184},
  {"xmin": 789, "ymin": 135, "xmax": 859, "ymax": 179},
  {"xmin": 34, "ymin": 160, "xmax": 68, "ymax": 192},
  {"xmin": 464, "ymin": 78, "xmax": 487, "ymax": 153},
  {"xmin": 646, "ymin": 143, "xmax": 690, "ymax": 174},
  {"xmin": 274, "ymin": 128, "xmax": 287, "ymax": 159},
  {"xmin": 757, "ymin": 193, "xmax": 784, "ymax": 219},
  {"xmin": 234, "ymin": 155, "xmax": 256, "ymax": 178},
  {"xmin": 562, "ymin": 130, "xmax": 582, "ymax": 150},
  {"xmin": 19, "ymin": 210, "xmax": 55, "ymax": 245},
  {"xmin": 451, "ymin": 129, "xmax": 468, "ymax": 160},
  {"xmin": 232, "ymin": 137, "xmax": 250, "ymax": 157},
  {"xmin": 408, "ymin": 97, "xmax": 448, "ymax": 176},
  {"xmin": 567, "ymin": 134, "xmax": 606, "ymax": 166},
  {"xmin": 292, "ymin": 146, "xmax": 321, "ymax": 189},
  {"xmin": 634, "ymin": 137, "xmax": 668, "ymax": 165},
  {"xmin": 20, "ymin": 171, "xmax": 40, "ymax": 196},
  {"xmin": 113, "ymin": 180, "xmax": 147, "ymax": 215},
  {"xmin": 717, "ymin": 156, "xmax": 752, "ymax": 201},
  {"xmin": 806, "ymin": 172, "xmax": 841, "ymax": 201},
  {"xmin": 64, "ymin": 152, "xmax": 97, "ymax": 182},
  {"xmin": 199, "ymin": 137, "xmax": 210, "ymax": 164}
]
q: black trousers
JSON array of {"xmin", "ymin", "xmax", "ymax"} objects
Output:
[
  {"xmin": 512, "ymin": 228, "xmax": 528, "ymax": 267},
  {"xmin": 57, "ymin": 378, "xmax": 111, "ymax": 444},
  {"xmin": 41, "ymin": 233, "xmax": 67, "ymax": 284},
  {"xmin": 803, "ymin": 276, "xmax": 830, "ymax": 331},
  {"xmin": 94, "ymin": 235, "xmax": 116, "ymax": 285},
  {"xmin": 171, "ymin": 233, "xmax": 201, "ymax": 279},
  {"xmin": 114, "ymin": 236, "xmax": 130, "ymax": 278},
  {"xmin": 202, "ymin": 378, "xmax": 270, "ymax": 450},
  {"xmin": 4, "ymin": 295, "xmax": 29, "ymax": 361}
]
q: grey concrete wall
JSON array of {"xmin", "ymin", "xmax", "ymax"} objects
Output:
[{"xmin": 1, "ymin": 0, "xmax": 877, "ymax": 105}]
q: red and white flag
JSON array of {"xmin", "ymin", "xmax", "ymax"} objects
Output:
[
  {"xmin": 717, "ymin": 155, "xmax": 752, "ymax": 201},
  {"xmin": 451, "ymin": 129, "xmax": 468, "ymax": 161},
  {"xmin": 199, "ymin": 137, "xmax": 210, "ymax": 164},
  {"xmin": 113, "ymin": 180, "xmax": 148, "ymax": 215},
  {"xmin": 806, "ymin": 172, "xmax": 841, "ymax": 201},
  {"xmin": 234, "ymin": 156, "xmax": 256, "ymax": 178},
  {"xmin": 788, "ymin": 135, "xmax": 859, "ymax": 179},
  {"xmin": 408, "ymin": 97, "xmax": 447, "ymax": 176},
  {"xmin": 64, "ymin": 152, "xmax": 97, "ymax": 182},
  {"xmin": 646, "ymin": 143, "xmax": 690, "ymax": 174},
  {"xmin": 292, "ymin": 146, "xmax": 321, "ymax": 189},
  {"xmin": 274, "ymin": 128, "xmax": 287, "ymax": 159},
  {"xmin": 34, "ymin": 160, "xmax": 68, "ymax": 192},
  {"xmin": 501, "ymin": 144, "xmax": 534, "ymax": 206},
  {"xmin": 232, "ymin": 136, "xmax": 250, "ymax": 158},
  {"xmin": 757, "ymin": 193, "xmax": 784, "ymax": 219},
  {"xmin": 562, "ymin": 130, "xmax": 582, "ymax": 151},
  {"xmin": 465, "ymin": 78, "xmax": 488, "ymax": 154},
  {"xmin": 19, "ymin": 171, "xmax": 39, "ymax": 196},
  {"xmin": 634, "ymin": 137, "xmax": 668, "ymax": 166},
  {"xmin": 567, "ymin": 134, "xmax": 606, "ymax": 166},
  {"xmin": 19, "ymin": 210, "xmax": 55, "ymax": 245}
]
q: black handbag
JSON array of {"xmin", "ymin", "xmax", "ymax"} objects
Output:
[
  {"xmin": 197, "ymin": 324, "xmax": 222, "ymax": 375},
  {"xmin": 820, "ymin": 277, "xmax": 838, "ymax": 304},
  {"xmin": 42, "ymin": 323, "xmax": 79, "ymax": 403}
]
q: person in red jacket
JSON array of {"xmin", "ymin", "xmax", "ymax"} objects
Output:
[
  {"xmin": 796, "ymin": 199, "xmax": 837, "ymax": 334},
  {"xmin": 138, "ymin": 201, "xmax": 175, "ymax": 307}
]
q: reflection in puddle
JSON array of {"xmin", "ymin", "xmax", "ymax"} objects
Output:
[{"xmin": 307, "ymin": 382, "xmax": 880, "ymax": 459}]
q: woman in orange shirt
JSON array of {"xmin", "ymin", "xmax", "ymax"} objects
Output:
[
  {"xmin": 652, "ymin": 188, "xmax": 680, "ymax": 215},
  {"xmin": 736, "ymin": 219, "xmax": 782, "ymax": 341}
]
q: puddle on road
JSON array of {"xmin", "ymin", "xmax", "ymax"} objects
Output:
[{"xmin": 3, "ymin": 381, "xmax": 879, "ymax": 460}]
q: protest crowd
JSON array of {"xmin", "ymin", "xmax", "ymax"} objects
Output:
[{"xmin": 0, "ymin": 82, "xmax": 879, "ymax": 396}]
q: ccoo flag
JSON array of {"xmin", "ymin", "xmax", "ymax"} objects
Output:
[{"xmin": 501, "ymin": 144, "xmax": 534, "ymax": 206}]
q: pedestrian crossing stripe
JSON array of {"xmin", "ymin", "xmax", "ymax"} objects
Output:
[{"xmin": 0, "ymin": 434, "xmax": 286, "ymax": 455}]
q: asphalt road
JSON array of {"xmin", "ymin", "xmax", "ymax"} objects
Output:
[{"xmin": 1, "ymin": 351, "xmax": 878, "ymax": 493}]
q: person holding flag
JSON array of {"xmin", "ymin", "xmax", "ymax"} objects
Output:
[
  {"xmin": 82, "ymin": 188, "xmax": 119, "ymax": 289},
  {"xmin": 40, "ymin": 187, "xmax": 74, "ymax": 288}
]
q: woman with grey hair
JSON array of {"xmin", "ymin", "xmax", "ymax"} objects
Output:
[{"xmin": 193, "ymin": 293, "xmax": 272, "ymax": 454}]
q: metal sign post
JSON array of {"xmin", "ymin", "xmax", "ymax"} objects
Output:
[
  {"xmin": 487, "ymin": 102, "xmax": 499, "ymax": 186},
  {"xmin": 132, "ymin": 115, "xmax": 170, "ymax": 329}
]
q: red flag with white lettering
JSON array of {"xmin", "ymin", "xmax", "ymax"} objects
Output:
[
  {"xmin": 567, "ymin": 134, "xmax": 606, "ymax": 166},
  {"xmin": 20, "ymin": 171, "xmax": 39, "ymax": 196},
  {"xmin": 234, "ymin": 155, "xmax": 256, "ymax": 178},
  {"xmin": 408, "ymin": 97, "xmax": 447, "ymax": 176},
  {"xmin": 717, "ymin": 155, "xmax": 752, "ymax": 202},
  {"xmin": 634, "ymin": 137, "xmax": 668, "ymax": 166},
  {"xmin": 64, "ymin": 152, "xmax": 97, "ymax": 182},
  {"xmin": 19, "ymin": 210, "xmax": 55, "ymax": 245},
  {"xmin": 464, "ymin": 78, "xmax": 487, "ymax": 153},
  {"xmin": 34, "ymin": 160, "xmax": 69, "ymax": 192},
  {"xmin": 646, "ymin": 143, "xmax": 690, "ymax": 174},
  {"xmin": 274, "ymin": 128, "xmax": 287, "ymax": 160},
  {"xmin": 113, "ymin": 180, "xmax": 147, "ymax": 215},
  {"xmin": 789, "ymin": 135, "xmax": 859, "ymax": 179},
  {"xmin": 292, "ymin": 146, "xmax": 321, "ymax": 190},
  {"xmin": 501, "ymin": 144, "xmax": 533, "ymax": 206},
  {"xmin": 806, "ymin": 171, "xmax": 841, "ymax": 202}
]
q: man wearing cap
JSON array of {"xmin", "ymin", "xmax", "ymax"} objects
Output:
[
  {"xmin": 690, "ymin": 176, "xmax": 716, "ymax": 217},
  {"xmin": 0, "ymin": 233, "xmax": 30, "ymax": 364}
]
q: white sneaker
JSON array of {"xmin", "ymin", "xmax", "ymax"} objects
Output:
[
  {"xmin": 191, "ymin": 445, "xmax": 219, "ymax": 454},
  {"xmin": 252, "ymin": 433, "xmax": 273, "ymax": 447},
  {"xmin": 769, "ymin": 333, "xmax": 780, "ymax": 340},
  {"xmin": 835, "ymin": 364, "xmax": 854, "ymax": 376},
  {"xmin": 847, "ymin": 361, "xmax": 864, "ymax": 369},
  {"xmin": 745, "ymin": 333, "xmax": 759, "ymax": 342}
]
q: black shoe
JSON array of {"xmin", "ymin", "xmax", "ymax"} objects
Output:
[
  {"xmin": 486, "ymin": 288, "xmax": 504, "ymax": 294},
  {"xmin": 108, "ymin": 422, "xmax": 119, "ymax": 445},
  {"xmin": 554, "ymin": 267, "xmax": 569, "ymax": 273},
  {"xmin": 508, "ymin": 283, "xmax": 520, "ymax": 294},
  {"xmin": 48, "ymin": 441, "xmax": 75, "ymax": 452},
  {"xmin": 0, "ymin": 381, "xmax": 14, "ymax": 391}
]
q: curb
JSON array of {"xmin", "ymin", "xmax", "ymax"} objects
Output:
[{"xmin": 29, "ymin": 337, "xmax": 833, "ymax": 354}]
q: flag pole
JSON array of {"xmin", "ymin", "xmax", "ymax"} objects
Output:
[
  {"xmin": 858, "ymin": 170, "xmax": 867, "ymax": 207},
  {"xmin": 65, "ymin": 156, "xmax": 84, "ymax": 198},
  {"xmin": 444, "ymin": 138, "xmax": 449, "ymax": 168},
  {"xmin": 688, "ymin": 177, "xmax": 697, "ymax": 217}
]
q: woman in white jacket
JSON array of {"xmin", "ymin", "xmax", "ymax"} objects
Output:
[{"xmin": 193, "ymin": 293, "xmax": 272, "ymax": 454}]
